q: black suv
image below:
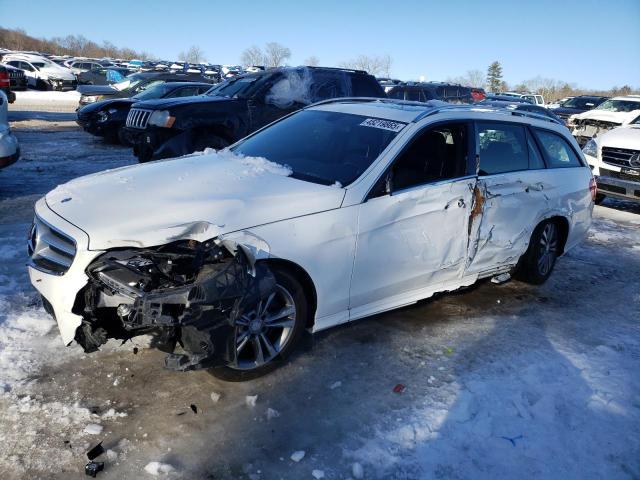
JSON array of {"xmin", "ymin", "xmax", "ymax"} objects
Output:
[
  {"xmin": 122, "ymin": 66, "xmax": 386, "ymax": 162},
  {"xmin": 387, "ymin": 82, "xmax": 474, "ymax": 104},
  {"xmin": 77, "ymin": 82, "xmax": 212, "ymax": 143},
  {"xmin": 77, "ymin": 72, "xmax": 215, "ymax": 106}
]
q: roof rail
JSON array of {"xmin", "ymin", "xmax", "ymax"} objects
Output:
[
  {"xmin": 308, "ymin": 97, "xmax": 441, "ymax": 109},
  {"xmin": 508, "ymin": 109, "xmax": 563, "ymax": 125},
  {"xmin": 301, "ymin": 65, "xmax": 368, "ymax": 75}
]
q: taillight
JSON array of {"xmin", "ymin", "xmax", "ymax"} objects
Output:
[
  {"xmin": 0, "ymin": 72, "xmax": 9, "ymax": 88},
  {"xmin": 589, "ymin": 177, "xmax": 597, "ymax": 202}
]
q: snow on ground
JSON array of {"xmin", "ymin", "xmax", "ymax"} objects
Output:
[
  {"xmin": 12, "ymin": 89, "xmax": 81, "ymax": 112},
  {"xmin": 0, "ymin": 110, "xmax": 639, "ymax": 479}
]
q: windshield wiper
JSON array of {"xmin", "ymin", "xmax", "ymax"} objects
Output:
[{"xmin": 289, "ymin": 171, "xmax": 334, "ymax": 186}]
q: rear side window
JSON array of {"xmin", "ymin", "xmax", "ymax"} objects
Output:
[
  {"xmin": 534, "ymin": 129, "xmax": 582, "ymax": 168},
  {"xmin": 477, "ymin": 122, "xmax": 529, "ymax": 175},
  {"xmin": 350, "ymin": 75, "xmax": 384, "ymax": 97}
]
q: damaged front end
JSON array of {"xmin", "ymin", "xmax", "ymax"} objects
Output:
[
  {"xmin": 571, "ymin": 119, "xmax": 620, "ymax": 146},
  {"xmin": 73, "ymin": 239, "xmax": 276, "ymax": 371}
]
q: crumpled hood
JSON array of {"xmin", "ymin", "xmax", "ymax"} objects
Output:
[
  {"xmin": 132, "ymin": 94, "xmax": 236, "ymax": 111},
  {"xmin": 571, "ymin": 108, "xmax": 640, "ymax": 125},
  {"xmin": 596, "ymin": 125, "xmax": 640, "ymax": 150},
  {"xmin": 45, "ymin": 151, "xmax": 345, "ymax": 251}
]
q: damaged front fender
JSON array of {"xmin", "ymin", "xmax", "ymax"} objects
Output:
[{"xmin": 74, "ymin": 238, "xmax": 276, "ymax": 371}]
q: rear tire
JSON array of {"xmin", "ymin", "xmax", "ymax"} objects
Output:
[
  {"xmin": 595, "ymin": 193, "xmax": 605, "ymax": 205},
  {"xmin": 516, "ymin": 220, "xmax": 560, "ymax": 285},
  {"xmin": 209, "ymin": 266, "xmax": 309, "ymax": 381}
]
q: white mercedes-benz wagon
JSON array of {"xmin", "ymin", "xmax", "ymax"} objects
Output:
[{"xmin": 28, "ymin": 99, "xmax": 594, "ymax": 380}]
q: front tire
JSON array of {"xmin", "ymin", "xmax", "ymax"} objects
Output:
[
  {"xmin": 516, "ymin": 220, "xmax": 560, "ymax": 285},
  {"xmin": 209, "ymin": 267, "xmax": 309, "ymax": 381}
]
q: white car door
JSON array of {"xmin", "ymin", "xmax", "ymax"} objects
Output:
[
  {"xmin": 350, "ymin": 122, "xmax": 476, "ymax": 317},
  {"xmin": 466, "ymin": 121, "xmax": 550, "ymax": 275}
]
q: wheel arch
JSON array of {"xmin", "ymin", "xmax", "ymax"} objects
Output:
[{"xmin": 259, "ymin": 258, "xmax": 318, "ymax": 329}]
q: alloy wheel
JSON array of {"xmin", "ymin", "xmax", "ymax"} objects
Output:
[
  {"xmin": 537, "ymin": 223, "xmax": 558, "ymax": 276},
  {"xmin": 233, "ymin": 284, "xmax": 296, "ymax": 370}
]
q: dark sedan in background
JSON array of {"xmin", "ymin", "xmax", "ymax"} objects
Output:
[
  {"xmin": 550, "ymin": 95, "xmax": 608, "ymax": 123},
  {"xmin": 77, "ymin": 81, "xmax": 212, "ymax": 143},
  {"xmin": 76, "ymin": 71, "xmax": 215, "ymax": 106}
]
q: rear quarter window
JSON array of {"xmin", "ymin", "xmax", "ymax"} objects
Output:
[
  {"xmin": 533, "ymin": 129, "xmax": 583, "ymax": 168},
  {"xmin": 349, "ymin": 74, "xmax": 385, "ymax": 98}
]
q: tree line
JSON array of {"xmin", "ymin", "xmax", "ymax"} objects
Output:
[
  {"xmin": 0, "ymin": 27, "xmax": 154, "ymax": 60},
  {"xmin": 2, "ymin": 27, "xmax": 636, "ymax": 102},
  {"xmin": 450, "ymin": 61, "xmax": 639, "ymax": 102}
]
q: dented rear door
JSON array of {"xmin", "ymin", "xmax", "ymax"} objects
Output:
[{"xmin": 466, "ymin": 121, "xmax": 550, "ymax": 275}]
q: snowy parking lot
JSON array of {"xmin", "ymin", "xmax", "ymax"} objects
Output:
[{"xmin": 1, "ymin": 94, "xmax": 639, "ymax": 480}]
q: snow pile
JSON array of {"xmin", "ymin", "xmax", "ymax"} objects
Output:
[
  {"xmin": 197, "ymin": 148, "xmax": 292, "ymax": 177},
  {"xmin": 144, "ymin": 461, "xmax": 175, "ymax": 476},
  {"xmin": 266, "ymin": 68, "xmax": 314, "ymax": 108}
]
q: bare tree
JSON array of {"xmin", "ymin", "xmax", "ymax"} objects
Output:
[
  {"xmin": 263, "ymin": 42, "xmax": 291, "ymax": 68},
  {"xmin": 179, "ymin": 45, "xmax": 205, "ymax": 63},
  {"xmin": 339, "ymin": 54, "xmax": 392, "ymax": 76},
  {"xmin": 446, "ymin": 69, "xmax": 485, "ymax": 88},
  {"xmin": 305, "ymin": 55, "xmax": 320, "ymax": 67},
  {"xmin": 241, "ymin": 46, "xmax": 264, "ymax": 67}
]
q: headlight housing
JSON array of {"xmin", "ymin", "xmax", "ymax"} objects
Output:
[
  {"xmin": 83, "ymin": 95, "xmax": 100, "ymax": 104},
  {"xmin": 148, "ymin": 110, "xmax": 176, "ymax": 128},
  {"xmin": 582, "ymin": 139, "xmax": 597, "ymax": 158}
]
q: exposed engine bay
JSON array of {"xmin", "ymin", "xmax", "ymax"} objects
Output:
[{"xmin": 72, "ymin": 239, "xmax": 276, "ymax": 371}]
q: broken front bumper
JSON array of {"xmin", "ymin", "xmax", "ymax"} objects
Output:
[
  {"xmin": 121, "ymin": 126, "xmax": 180, "ymax": 162},
  {"xmin": 27, "ymin": 198, "xmax": 102, "ymax": 345}
]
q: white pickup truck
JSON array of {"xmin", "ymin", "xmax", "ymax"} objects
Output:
[{"xmin": 582, "ymin": 117, "xmax": 640, "ymax": 204}]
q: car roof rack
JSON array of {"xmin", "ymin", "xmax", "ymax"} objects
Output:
[
  {"xmin": 301, "ymin": 66, "xmax": 368, "ymax": 75},
  {"xmin": 309, "ymin": 98, "xmax": 564, "ymax": 126}
]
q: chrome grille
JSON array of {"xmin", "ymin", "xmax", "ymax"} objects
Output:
[
  {"xmin": 28, "ymin": 216, "xmax": 77, "ymax": 275},
  {"xmin": 126, "ymin": 108, "xmax": 152, "ymax": 129},
  {"xmin": 602, "ymin": 147, "xmax": 640, "ymax": 169}
]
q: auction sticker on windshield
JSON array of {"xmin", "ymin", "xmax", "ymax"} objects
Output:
[{"xmin": 360, "ymin": 118, "xmax": 407, "ymax": 132}]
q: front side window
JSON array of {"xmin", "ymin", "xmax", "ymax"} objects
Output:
[
  {"xmin": 391, "ymin": 123, "xmax": 469, "ymax": 191},
  {"xmin": 233, "ymin": 110, "xmax": 402, "ymax": 186},
  {"xmin": 533, "ymin": 129, "xmax": 582, "ymax": 168},
  {"xmin": 477, "ymin": 122, "xmax": 529, "ymax": 175}
]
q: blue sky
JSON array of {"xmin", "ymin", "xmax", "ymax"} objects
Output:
[{"xmin": 2, "ymin": 0, "xmax": 639, "ymax": 89}]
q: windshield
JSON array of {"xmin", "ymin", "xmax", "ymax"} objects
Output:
[
  {"xmin": 112, "ymin": 74, "xmax": 145, "ymax": 91},
  {"xmin": 595, "ymin": 99, "xmax": 640, "ymax": 113},
  {"xmin": 232, "ymin": 110, "xmax": 403, "ymax": 186},
  {"xmin": 210, "ymin": 76, "xmax": 261, "ymax": 98},
  {"xmin": 563, "ymin": 97, "xmax": 601, "ymax": 109},
  {"xmin": 133, "ymin": 83, "xmax": 173, "ymax": 100}
]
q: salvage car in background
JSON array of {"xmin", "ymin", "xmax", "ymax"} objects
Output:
[
  {"xmin": 570, "ymin": 96, "xmax": 640, "ymax": 146},
  {"xmin": 0, "ymin": 91, "xmax": 20, "ymax": 169},
  {"xmin": 28, "ymin": 99, "xmax": 594, "ymax": 380},
  {"xmin": 77, "ymin": 71, "xmax": 214, "ymax": 106},
  {"xmin": 2, "ymin": 53, "xmax": 77, "ymax": 90},
  {"xmin": 582, "ymin": 117, "xmax": 640, "ymax": 204},
  {"xmin": 77, "ymin": 82, "xmax": 213, "ymax": 143},
  {"xmin": 123, "ymin": 66, "xmax": 386, "ymax": 162},
  {"xmin": 77, "ymin": 66, "xmax": 133, "ymax": 85},
  {"xmin": 551, "ymin": 95, "xmax": 608, "ymax": 124}
]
